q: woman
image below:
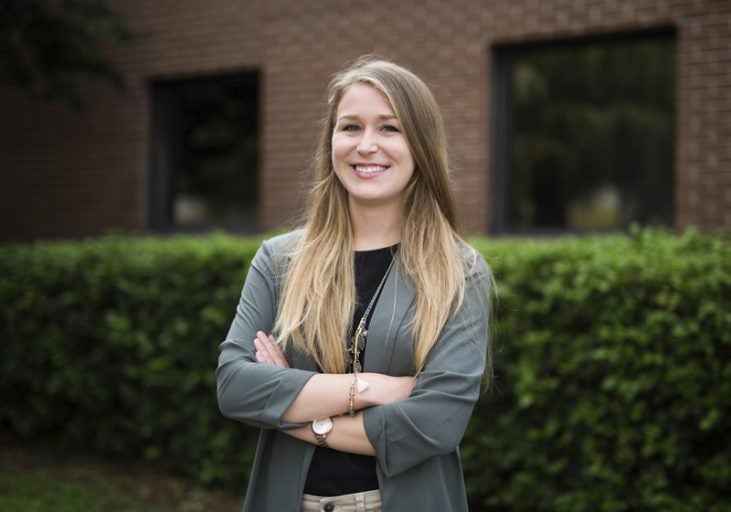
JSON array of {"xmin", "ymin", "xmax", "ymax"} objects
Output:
[{"xmin": 217, "ymin": 56, "xmax": 492, "ymax": 512}]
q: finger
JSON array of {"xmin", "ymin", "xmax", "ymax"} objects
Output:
[
  {"xmin": 255, "ymin": 331, "xmax": 289, "ymax": 368},
  {"xmin": 255, "ymin": 332, "xmax": 273, "ymax": 356},
  {"xmin": 254, "ymin": 338, "xmax": 272, "ymax": 364},
  {"xmin": 265, "ymin": 334, "xmax": 290, "ymax": 368}
]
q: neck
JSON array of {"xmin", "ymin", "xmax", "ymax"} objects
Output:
[{"xmin": 348, "ymin": 199, "xmax": 402, "ymax": 251}]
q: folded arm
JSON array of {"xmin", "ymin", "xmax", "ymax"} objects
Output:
[
  {"xmin": 254, "ymin": 331, "xmax": 415, "ymax": 454},
  {"xmin": 362, "ymin": 256, "xmax": 492, "ymax": 477},
  {"xmin": 217, "ymin": 236, "xmax": 416, "ymax": 451}
]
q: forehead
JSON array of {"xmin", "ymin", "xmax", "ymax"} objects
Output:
[{"xmin": 336, "ymin": 83, "xmax": 395, "ymax": 116}]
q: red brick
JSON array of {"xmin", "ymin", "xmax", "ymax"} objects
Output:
[{"xmin": 1, "ymin": 0, "xmax": 730, "ymax": 240}]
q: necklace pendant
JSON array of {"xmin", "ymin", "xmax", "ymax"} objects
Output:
[
  {"xmin": 357, "ymin": 328, "xmax": 367, "ymax": 349},
  {"xmin": 347, "ymin": 253, "xmax": 395, "ymax": 376}
]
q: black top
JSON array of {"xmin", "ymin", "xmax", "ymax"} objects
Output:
[{"xmin": 303, "ymin": 244, "xmax": 397, "ymax": 496}]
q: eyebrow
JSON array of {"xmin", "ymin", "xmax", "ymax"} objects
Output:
[{"xmin": 336, "ymin": 114, "xmax": 398, "ymax": 122}]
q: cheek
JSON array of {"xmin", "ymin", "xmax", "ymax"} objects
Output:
[
  {"xmin": 331, "ymin": 136, "xmax": 350, "ymax": 165},
  {"xmin": 390, "ymin": 141, "xmax": 415, "ymax": 172}
]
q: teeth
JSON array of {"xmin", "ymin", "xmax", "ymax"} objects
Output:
[{"xmin": 355, "ymin": 165, "xmax": 387, "ymax": 173}]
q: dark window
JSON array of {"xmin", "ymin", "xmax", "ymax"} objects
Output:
[
  {"xmin": 149, "ymin": 72, "xmax": 259, "ymax": 232},
  {"xmin": 492, "ymin": 31, "xmax": 676, "ymax": 233}
]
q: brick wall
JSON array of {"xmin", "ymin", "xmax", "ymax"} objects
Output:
[{"xmin": 1, "ymin": 0, "xmax": 729, "ymax": 240}]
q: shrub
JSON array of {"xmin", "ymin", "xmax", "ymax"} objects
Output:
[
  {"xmin": 0, "ymin": 234, "xmax": 261, "ymax": 486},
  {"xmin": 1, "ymin": 229, "xmax": 729, "ymax": 510},
  {"xmin": 466, "ymin": 228, "xmax": 731, "ymax": 511}
]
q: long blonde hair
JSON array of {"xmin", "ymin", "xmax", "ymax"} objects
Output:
[{"xmin": 275, "ymin": 56, "xmax": 473, "ymax": 373}]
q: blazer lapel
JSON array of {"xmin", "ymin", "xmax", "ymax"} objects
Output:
[
  {"xmin": 284, "ymin": 260, "xmax": 416, "ymax": 375},
  {"xmin": 363, "ymin": 261, "xmax": 416, "ymax": 375}
]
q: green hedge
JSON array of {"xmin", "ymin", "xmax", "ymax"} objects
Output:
[
  {"xmin": 467, "ymin": 228, "xmax": 731, "ymax": 511},
  {"xmin": 1, "ymin": 229, "xmax": 729, "ymax": 511},
  {"xmin": 0, "ymin": 234, "xmax": 262, "ymax": 486}
]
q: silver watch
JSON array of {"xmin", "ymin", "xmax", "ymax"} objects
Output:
[{"xmin": 312, "ymin": 417, "xmax": 333, "ymax": 448}]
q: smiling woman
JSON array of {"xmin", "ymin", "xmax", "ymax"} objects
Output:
[
  {"xmin": 216, "ymin": 56, "xmax": 493, "ymax": 512},
  {"xmin": 331, "ymin": 84, "xmax": 415, "ymax": 219}
]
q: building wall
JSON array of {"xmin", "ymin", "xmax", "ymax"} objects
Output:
[{"xmin": 1, "ymin": 0, "xmax": 729, "ymax": 240}]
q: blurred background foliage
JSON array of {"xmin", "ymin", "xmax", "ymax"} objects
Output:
[
  {"xmin": 1, "ymin": 229, "xmax": 729, "ymax": 511},
  {"xmin": 0, "ymin": 0, "xmax": 132, "ymax": 108}
]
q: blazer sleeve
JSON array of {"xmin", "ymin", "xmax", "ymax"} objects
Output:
[
  {"xmin": 362, "ymin": 254, "xmax": 491, "ymax": 477},
  {"xmin": 216, "ymin": 236, "xmax": 317, "ymax": 431}
]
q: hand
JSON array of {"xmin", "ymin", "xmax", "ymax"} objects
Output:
[{"xmin": 254, "ymin": 331, "xmax": 290, "ymax": 368}]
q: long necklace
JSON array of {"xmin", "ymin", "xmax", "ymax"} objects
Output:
[{"xmin": 348, "ymin": 251, "xmax": 396, "ymax": 374}]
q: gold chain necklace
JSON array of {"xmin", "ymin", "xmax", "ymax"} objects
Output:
[{"xmin": 348, "ymin": 251, "xmax": 397, "ymax": 374}]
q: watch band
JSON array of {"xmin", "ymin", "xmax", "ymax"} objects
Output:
[{"xmin": 314, "ymin": 431, "xmax": 329, "ymax": 448}]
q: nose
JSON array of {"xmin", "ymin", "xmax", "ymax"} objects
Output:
[{"xmin": 356, "ymin": 129, "xmax": 378, "ymax": 154}]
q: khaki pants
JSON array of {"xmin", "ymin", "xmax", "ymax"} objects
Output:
[{"xmin": 301, "ymin": 490, "xmax": 382, "ymax": 512}]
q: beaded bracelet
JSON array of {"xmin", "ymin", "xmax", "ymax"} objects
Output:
[{"xmin": 348, "ymin": 376, "xmax": 357, "ymax": 416}]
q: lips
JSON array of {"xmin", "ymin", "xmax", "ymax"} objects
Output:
[{"xmin": 351, "ymin": 164, "xmax": 389, "ymax": 177}]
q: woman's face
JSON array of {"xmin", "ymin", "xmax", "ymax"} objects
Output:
[{"xmin": 331, "ymin": 83, "xmax": 415, "ymax": 211}]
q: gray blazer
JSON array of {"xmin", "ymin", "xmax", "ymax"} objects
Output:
[{"xmin": 217, "ymin": 230, "xmax": 491, "ymax": 511}]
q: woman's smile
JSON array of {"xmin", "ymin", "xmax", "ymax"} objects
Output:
[
  {"xmin": 351, "ymin": 163, "xmax": 390, "ymax": 178},
  {"xmin": 332, "ymin": 83, "xmax": 415, "ymax": 208}
]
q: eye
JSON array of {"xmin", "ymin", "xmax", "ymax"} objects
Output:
[
  {"xmin": 340, "ymin": 124, "xmax": 360, "ymax": 132},
  {"xmin": 381, "ymin": 124, "xmax": 400, "ymax": 133}
]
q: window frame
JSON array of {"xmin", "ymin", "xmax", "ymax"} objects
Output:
[
  {"xmin": 490, "ymin": 27, "xmax": 677, "ymax": 235},
  {"xmin": 147, "ymin": 71, "xmax": 260, "ymax": 234}
]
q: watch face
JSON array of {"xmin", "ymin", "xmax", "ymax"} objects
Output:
[{"xmin": 312, "ymin": 417, "xmax": 333, "ymax": 435}]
